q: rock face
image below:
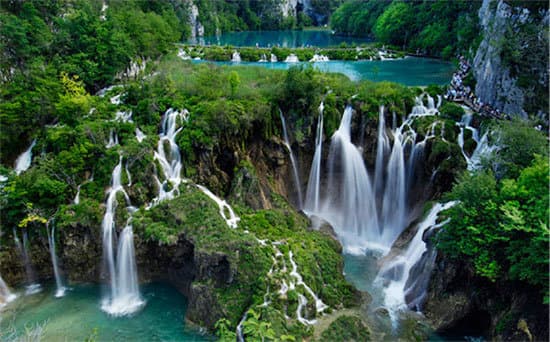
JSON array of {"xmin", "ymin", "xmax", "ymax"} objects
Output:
[
  {"xmin": 424, "ymin": 253, "xmax": 550, "ymax": 341},
  {"xmin": 473, "ymin": 0, "xmax": 549, "ymax": 117}
]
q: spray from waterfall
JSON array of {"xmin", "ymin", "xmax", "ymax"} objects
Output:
[{"xmin": 279, "ymin": 111, "xmax": 303, "ymax": 209}]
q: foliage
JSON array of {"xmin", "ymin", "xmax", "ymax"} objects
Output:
[
  {"xmin": 439, "ymin": 102, "xmax": 465, "ymax": 121},
  {"xmin": 319, "ymin": 315, "xmax": 370, "ymax": 341},
  {"xmin": 439, "ymin": 156, "xmax": 549, "ymax": 301},
  {"xmin": 331, "ymin": 0, "xmax": 481, "ymax": 58}
]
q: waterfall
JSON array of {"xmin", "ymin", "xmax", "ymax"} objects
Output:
[
  {"xmin": 284, "ymin": 54, "xmax": 299, "ymax": 63},
  {"xmin": 135, "ymin": 128, "xmax": 146, "ymax": 143},
  {"xmin": 13, "ymin": 228, "xmax": 41, "ymax": 294},
  {"xmin": 322, "ymin": 106, "xmax": 379, "ymax": 252},
  {"xmin": 377, "ymin": 202, "xmax": 457, "ymax": 316},
  {"xmin": 279, "ymin": 111, "xmax": 303, "ymax": 209},
  {"xmin": 270, "ymin": 54, "xmax": 278, "ymax": 62},
  {"xmin": 374, "ymin": 106, "xmax": 390, "ymax": 197},
  {"xmin": 46, "ymin": 220, "xmax": 66, "ymax": 297},
  {"xmin": 14, "ymin": 139, "xmax": 36, "ymax": 175},
  {"xmin": 74, "ymin": 185, "xmax": 81, "ymax": 205},
  {"xmin": 231, "ymin": 51, "xmax": 241, "ymax": 62},
  {"xmin": 380, "ymin": 131, "xmax": 406, "ymax": 246},
  {"xmin": 148, "ymin": 108, "xmax": 187, "ymax": 207},
  {"xmin": 106, "ymin": 129, "xmax": 118, "ymax": 148},
  {"xmin": 304, "ymin": 102, "xmax": 324, "ymax": 214},
  {"xmin": 0, "ymin": 274, "xmax": 16, "ymax": 307},
  {"xmin": 196, "ymin": 185, "xmax": 240, "ymax": 228},
  {"xmin": 305, "ymin": 98, "xmax": 441, "ymax": 252},
  {"xmin": 101, "ymin": 156, "xmax": 143, "ymax": 316}
]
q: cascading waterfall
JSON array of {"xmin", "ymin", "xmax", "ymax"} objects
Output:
[
  {"xmin": 374, "ymin": 106, "xmax": 390, "ymax": 197},
  {"xmin": 13, "ymin": 228, "xmax": 41, "ymax": 294},
  {"xmin": 279, "ymin": 111, "xmax": 303, "ymax": 209},
  {"xmin": 376, "ymin": 202, "xmax": 457, "ymax": 316},
  {"xmin": 305, "ymin": 96, "xmax": 441, "ymax": 253},
  {"xmin": 14, "ymin": 139, "xmax": 36, "ymax": 175},
  {"xmin": 106, "ymin": 129, "xmax": 118, "ymax": 148},
  {"xmin": 101, "ymin": 156, "xmax": 143, "ymax": 315},
  {"xmin": 196, "ymin": 185, "xmax": 240, "ymax": 228},
  {"xmin": 322, "ymin": 106, "xmax": 379, "ymax": 252},
  {"xmin": 231, "ymin": 51, "xmax": 241, "ymax": 62},
  {"xmin": 46, "ymin": 220, "xmax": 66, "ymax": 297},
  {"xmin": 148, "ymin": 108, "xmax": 187, "ymax": 207},
  {"xmin": 304, "ymin": 102, "xmax": 324, "ymax": 214},
  {"xmin": 0, "ymin": 274, "xmax": 16, "ymax": 307}
]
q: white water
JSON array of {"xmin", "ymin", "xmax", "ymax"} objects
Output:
[
  {"xmin": 196, "ymin": 185, "xmax": 240, "ymax": 228},
  {"xmin": 14, "ymin": 139, "xmax": 36, "ymax": 175},
  {"xmin": 377, "ymin": 202, "xmax": 457, "ymax": 317},
  {"xmin": 309, "ymin": 54, "xmax": 329, "ymax": 62},
  {"xmin": 12, "ymin": 228, "xmax": 41, "ymax": 294},
  {"xmin": 74, "ymin": 185, "xmax": 81, "ymax": 205},
  {"xmin": 0, "ymin": 274, "xmax": 16, "ymax": 307},
  {"xmin": 231, "ymin": 51, "xmax": 241, "ymax": 62},
  {"xmin": 288, "ymin": 251, "xmax": 328, "ymax": 314},
  {"xmin": 101, "ymin": 157, "xmax": 143, "ymax": 316},
  {"xmin": 321, "ymin": 106, "xmax": 380, "ymax": 252},
  {"xmin": 284, "ymin": 54, "xmax": 299, "ymax": 63},
  {"xmin": 304, "ymin": 97, "xmax": 442, "ymax": 253},
  {"xmin": 135, "ymin": 128, "xmax": 146, "ymax": 143},
  {"xmin": 46, "ymin": 221, "xmax": 66, "ymax": 297},
  {"xmin": 149, "ymin": 108, "xmax": 187, "ymax": 207},
  {"xmin": 115, "ymin": 110, "xmax": 133, "ymax": 123},
  {"xmin": 279, "ymin": 111, "xmax": 303, "ymax": 209},
  {"xmin": 103, "ymin": 224, "xmax": 144, "ymax": 316},
  {"xmin": 270, "ymin": 54, "xmax": 278, "ymax": 62},
  {"xmin": 106, "ymin": 129, "xmax": 118, "ymax": 148},
  {"xmin": 304, "ymin": 102, "xmax": 324, "ymax": 213}
]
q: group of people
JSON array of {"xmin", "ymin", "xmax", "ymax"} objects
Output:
[{"xmin": 445, "ymin": 55, "xmax": 507, "ymax": 120}]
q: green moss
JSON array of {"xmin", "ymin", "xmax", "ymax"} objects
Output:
[{"xmin": 318, "ymin": 315, "xmax": 370, "ymax": 342}]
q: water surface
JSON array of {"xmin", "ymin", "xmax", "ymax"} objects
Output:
[
  {"xmin": 0, "ymin": 282, "xmax": 210, "ymax": 341},
  {"xmin": 201, "ymin": 58, "xmax": 453, "ymax": 85},
  {"xmin": 189, "ymin": 30, "xmax": 371, "ymax": 47}
]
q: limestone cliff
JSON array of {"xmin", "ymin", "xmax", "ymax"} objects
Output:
[{"xmin": 473, "ymin": 0, "xmax": 549, "ymax": 118}]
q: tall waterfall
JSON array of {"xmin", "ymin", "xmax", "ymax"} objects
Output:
[
  {"xmin": 13, "ymin": 228, "xmax": 41, "ymax": 294},
  {"xmin": 14, "ymin": 139, "xmax": 36, "ymax": 175},
  {"xmin": 279, "ymin": 111, "xmax": 303, "ymax": 209},
  {"xmin": 0, "ymin": 273, "xmax": 16, "ymax": 307},
  {"xmin": 46, "ymin": 220, "xmax": 66, "ymax": 297},
  {"xmin": 149, "ymin": 108, "xmax": 187, "ymax": 207},
  {"xmin": 305, "ymin": 96, "xmax": 440, "ymax": 252},
  {"xmin": 377, "ymin": 202, "xmax": 457, "ymax": 315},
  {"xmin": 304, "ymin": 102, "xmax": 324, "ymax": 213},
  {"xmin": 323, "ymin": 106, "xmax": 379, "ymax": 252},
  {"xmin": 101, "ymin": 156, "xmax": 143, "ymax": 316}
]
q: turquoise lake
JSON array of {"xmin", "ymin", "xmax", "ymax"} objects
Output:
[
  {"xmin": 189, "ymin": 31, "xmax": 454, "ymax": 85},
  {"xmin": 0, "ymin": 283, "xmax": 211, "ymax": 341},
  {"xmin": 188, "ymin": 30, "xmax": 371, "ymax": 47}
]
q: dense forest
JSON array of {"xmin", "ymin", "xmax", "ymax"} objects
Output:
[{"xmin": 0, "ymin": 0, "xmax": 548, "ymax": 341}]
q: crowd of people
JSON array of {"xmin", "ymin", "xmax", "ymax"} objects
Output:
[{"xmin": 445, "ymin": 55, "xmax": 507, "ymax": 120}]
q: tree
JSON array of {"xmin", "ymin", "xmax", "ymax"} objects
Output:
[{"xmin": 373, "ymin": 2, "xmax": 414, "ymax": 48}]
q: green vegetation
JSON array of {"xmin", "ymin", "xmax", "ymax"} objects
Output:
[
  {"xmin": 331, "ymin": 0, "xmax": 481, "ymax": 59},
  {"xmin": 438, "ymin": 121, "xmax": 549, "ymax": 302},
  {"xmin": 318, "ymin": 315, "xmax": 370, "ymax": 341}
]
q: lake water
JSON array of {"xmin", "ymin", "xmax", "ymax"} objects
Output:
[
  {"xmin": 189, "ymin": 30, "xmax": 371, "ymax": 47},
  {"xmin": 200, "ymin": 58, "xmax": 454, "ymax": 86},
  {"xmin": 0, "ymin": 282, "xmax": 210, "ymax": 341},
  {"xmin": 189, "ymin": 30, "xmax": 453, "ymax": 85}
]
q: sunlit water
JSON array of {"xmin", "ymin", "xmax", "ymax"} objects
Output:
[
  {"xmin": 188, "ymin": 30, "xmax": 371, "ymax": 47},
  {"xmin": 0, "ymin": 283, "xmax": 210, "ymax": 341}
]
